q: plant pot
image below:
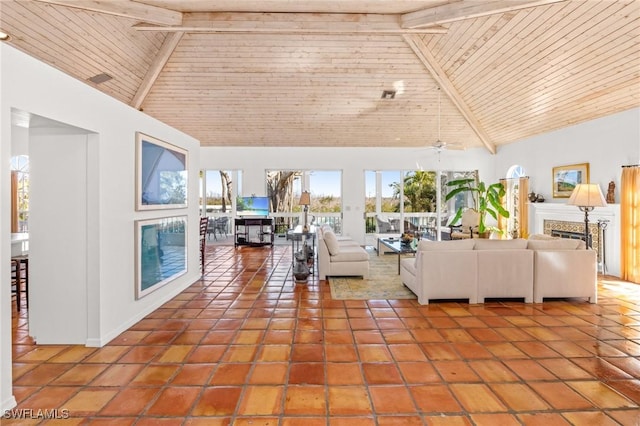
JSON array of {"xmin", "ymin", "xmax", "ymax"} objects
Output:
[{"xmin": 477, "ymin": 231, "xmax": 490, "ymax": 239}]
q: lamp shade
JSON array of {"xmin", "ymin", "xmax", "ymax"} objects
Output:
[
  {"xmin": 298, "ymin": 191, "xmax": 311, "ymax": 206},
  {"xmin": 567, "ymin": 183, "xmax": 607, "ymax": 207}
]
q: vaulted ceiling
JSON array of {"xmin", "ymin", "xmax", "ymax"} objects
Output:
[{"xmin": 1, "ymin": 0, "xmax": 639, "ymax": 153}]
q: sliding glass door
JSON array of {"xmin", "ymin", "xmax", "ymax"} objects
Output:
[{"xmin": 366, "ymin": 169, "xmax": 478, "ymax": 241}]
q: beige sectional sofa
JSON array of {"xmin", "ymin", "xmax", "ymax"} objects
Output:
[
  {"xmin": 400, "ymin": 236, "xmax": 596, "ymax": 305},
  {"xmin": 316, "ymin": 226, "xmax": 369, "ymax": 280}
]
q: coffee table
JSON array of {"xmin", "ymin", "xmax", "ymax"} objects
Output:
[{"xmin": 377, "ymin": 237, "xmax": 416, "ymax": 274}]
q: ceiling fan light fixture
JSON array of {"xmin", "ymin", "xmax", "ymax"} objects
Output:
[{"xmin": 381, "ymin": 90, "xmax": 396, "ymax": 99}]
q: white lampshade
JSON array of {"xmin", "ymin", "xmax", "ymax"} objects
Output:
[
  {"xmin": 567, "ymin": 183, "xmax": 607, "ymax": 208},
  {"xmin": 298, "ymin": 191, "xmax": 311, "ymax": 206}
]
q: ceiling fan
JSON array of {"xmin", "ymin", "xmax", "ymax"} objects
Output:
[{"xmin": 426, "ymin": 87, "xmax": 464, "ymax": 153}]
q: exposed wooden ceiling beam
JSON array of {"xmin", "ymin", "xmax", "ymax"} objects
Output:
[
  {"xmin": 402, "ymin": 0, "xmax": 568, "ymax": 28},
  {"xmin": 33, "ymin": 0, "xmax": 183, "ymax": 26},
  {"xmin": 403, "ymin": 34, "xmax": 496, "ymax": 155},
  {"xmin": 131, "ymin": 32, "xmax": 184, "ymax": 110},
  {"xmin": 133, "ymin": 12, "xmax": 447, "ymax": 34}
]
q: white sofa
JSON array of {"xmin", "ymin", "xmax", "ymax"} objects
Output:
[
  {"xmin": 316, "ymin": 226, "xmax": 369, "ymax": 280},
  {"xmin": 400, "ymin": 237, "xmax": 596, "ymax": 305},
  {"xmin": 528, "ymin": 238, "xmax": 597, "ymax": 303}
]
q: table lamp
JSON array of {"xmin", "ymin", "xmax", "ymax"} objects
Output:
[
  {"xmin": 567, "ymin": 183, "xmax": 607, "ymax": 249},
  {"xmin": 299, "ymin": 191, "xmax": 311, "ymax": 232}
]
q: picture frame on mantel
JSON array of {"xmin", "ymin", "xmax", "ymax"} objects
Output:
[{"xmin": 552, "ymin": 163, "xmax": 589, "ymax": 198}]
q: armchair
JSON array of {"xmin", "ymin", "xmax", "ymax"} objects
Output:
[
  {"xmin": 213, "ymin": 216, "xmax": 228, "ymax": 239},
  {"xmin": 375, "ymin": 215, "xmax": 399, "ymax": 233},
  {"xmin": 207, "ymin": 216, "xmax": 229, "ymax": 240},
  {"xmin": 450, "ymin": 209, "xmax": 479, "ymax": 240}
]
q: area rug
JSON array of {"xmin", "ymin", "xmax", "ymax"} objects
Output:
[{"xmin": 329, "ymin": 249, "xmax": 417, "ymax": 300}]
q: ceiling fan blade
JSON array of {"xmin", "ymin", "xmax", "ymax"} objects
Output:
[{"xmin": 429, "ymin": 140, "xmax": 466, "ymax": 151}]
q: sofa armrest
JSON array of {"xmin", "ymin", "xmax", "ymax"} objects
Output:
[{"xmin": 533, "ymin": 250, "xmax": 597, "ymax": 303}]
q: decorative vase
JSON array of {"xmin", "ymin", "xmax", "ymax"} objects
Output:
[
  {"xmin": 528, "ymin": 192, "xmax": 538, "ymax": 202},
  {"xmin": 293, "ymin": 252, "xmax": 310, "ymax": 282},
  {"xmin": 303, "ymin": 241, "xmax": 314, "ymax": 264}
]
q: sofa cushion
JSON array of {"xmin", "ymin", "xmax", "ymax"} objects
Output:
[
  {"xmin": 338, "ymin": 239, "xmax": 361, "ymax": 246},
  {"xmin": 330, "ymin": 245, "xmax": 369, "ymax": 262},
  {"xmin": 417, "ymin": 239, "xmax": 476, "ymax": 251},
  {"xmin": 323, "ymin": 230, "xmax": 341, "ymax": 255},
  {"xmin": 527, "ymin": 239, "xmax": 584, "ymax": 250},
  {"xmin": 474, "ymin": 239, "xmax": 528, "ymax": 250},
  {"xmin": 321, "ymin": 224, "xmax": 335, "ymax": 236}
]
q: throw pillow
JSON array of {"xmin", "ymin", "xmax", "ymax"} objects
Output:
[{"xmin": 323, "ymin": 230, "xmax": 341, "ymax": 255}]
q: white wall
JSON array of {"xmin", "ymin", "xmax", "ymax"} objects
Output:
[
  {"xmin": 493, "ymin": 108, "xmax": 639, "ymax": 277},
  {"xmin": 494, "ymin": 108, "xmax": 640, "ymax": 201},
  {"xmin": 29, "ymin": 133, "xmax": 91, "ymax": 343},
  {"xmin": 1, "ymin": 45, "xmax": 200, "ymax": 411}
]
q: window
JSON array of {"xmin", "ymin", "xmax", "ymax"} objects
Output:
[
  {"xmin": 504, "ymin": 165, "xmax": 528, "ymax": 238},
  {"xmin": 200, "ymin": 169, "xmax": 240, "ymax": 216},
  {"xmin": 267, "ymin": 170, "xmax": 343, "ymax": 234},
  {"xmin": 507, "ymin": 165, "xmax": 526, "ymax": 179},
  {"xmin": 366, "ymin": 169, "xmax": 442, "ymax": 237},
  {"xmin": 309, "ymin": 170, "xmax": 342, "ymax": 232},
  {"xmin": 365, "ymin": 171, "xmax": 401, "ymax": 233},
  {"xmin": 442, "ymin": 170, "xmax": 478, "ymax": 217},
  {"xmin": 402, "ymin": 170, "xmax": 437, "ymax": 232}
]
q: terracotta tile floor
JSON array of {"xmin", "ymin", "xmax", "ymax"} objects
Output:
[{"xmin": 8, "ymin": 245, "xmax": 640, "ymax": 425}]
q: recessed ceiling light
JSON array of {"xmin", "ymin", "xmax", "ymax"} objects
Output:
[
  {"xmin": 88, "ymin": 73, "xmax": 113, "ymax": 84},
  {"xmin": 0, "ymin": 31, "xmax": 10, "ymax": 41}
]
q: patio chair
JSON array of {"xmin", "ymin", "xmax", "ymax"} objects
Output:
[
  {"xmin": 213, "ymin": 216, "xmax": 228, "ymax": 239},
  {"xmin": 376, "ymin": 215, "xmax": 399, "ymax": 233},
  {"xmin": 449, "ymin": 209, "xmax": 479, "ymax": 240}
]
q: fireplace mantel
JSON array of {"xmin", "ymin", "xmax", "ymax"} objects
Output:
[{"xmin": 528, "ymin": 203, "xmax": 620, "ymax": 277}]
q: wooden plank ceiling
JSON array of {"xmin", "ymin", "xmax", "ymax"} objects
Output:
[{"xmin": 1, "ymin": 0, "xmax": 638, "ymax": 153}]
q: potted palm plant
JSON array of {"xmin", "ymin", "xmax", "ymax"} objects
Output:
[{"xmin": 445, "ymin": 178, "xmax": 510, "ymax": 237}]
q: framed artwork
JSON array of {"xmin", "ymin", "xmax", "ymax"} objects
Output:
[
  {"xmin": 136, "ymin": 132, "xmax": 188, "ymax": 210},
  {"xmin": 135, "ymin": 216, "xmax": 187, "ymax": 299},
  {"xmin": 552, "ymin": 163, "xmax": 589, "ymax": 198}
]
